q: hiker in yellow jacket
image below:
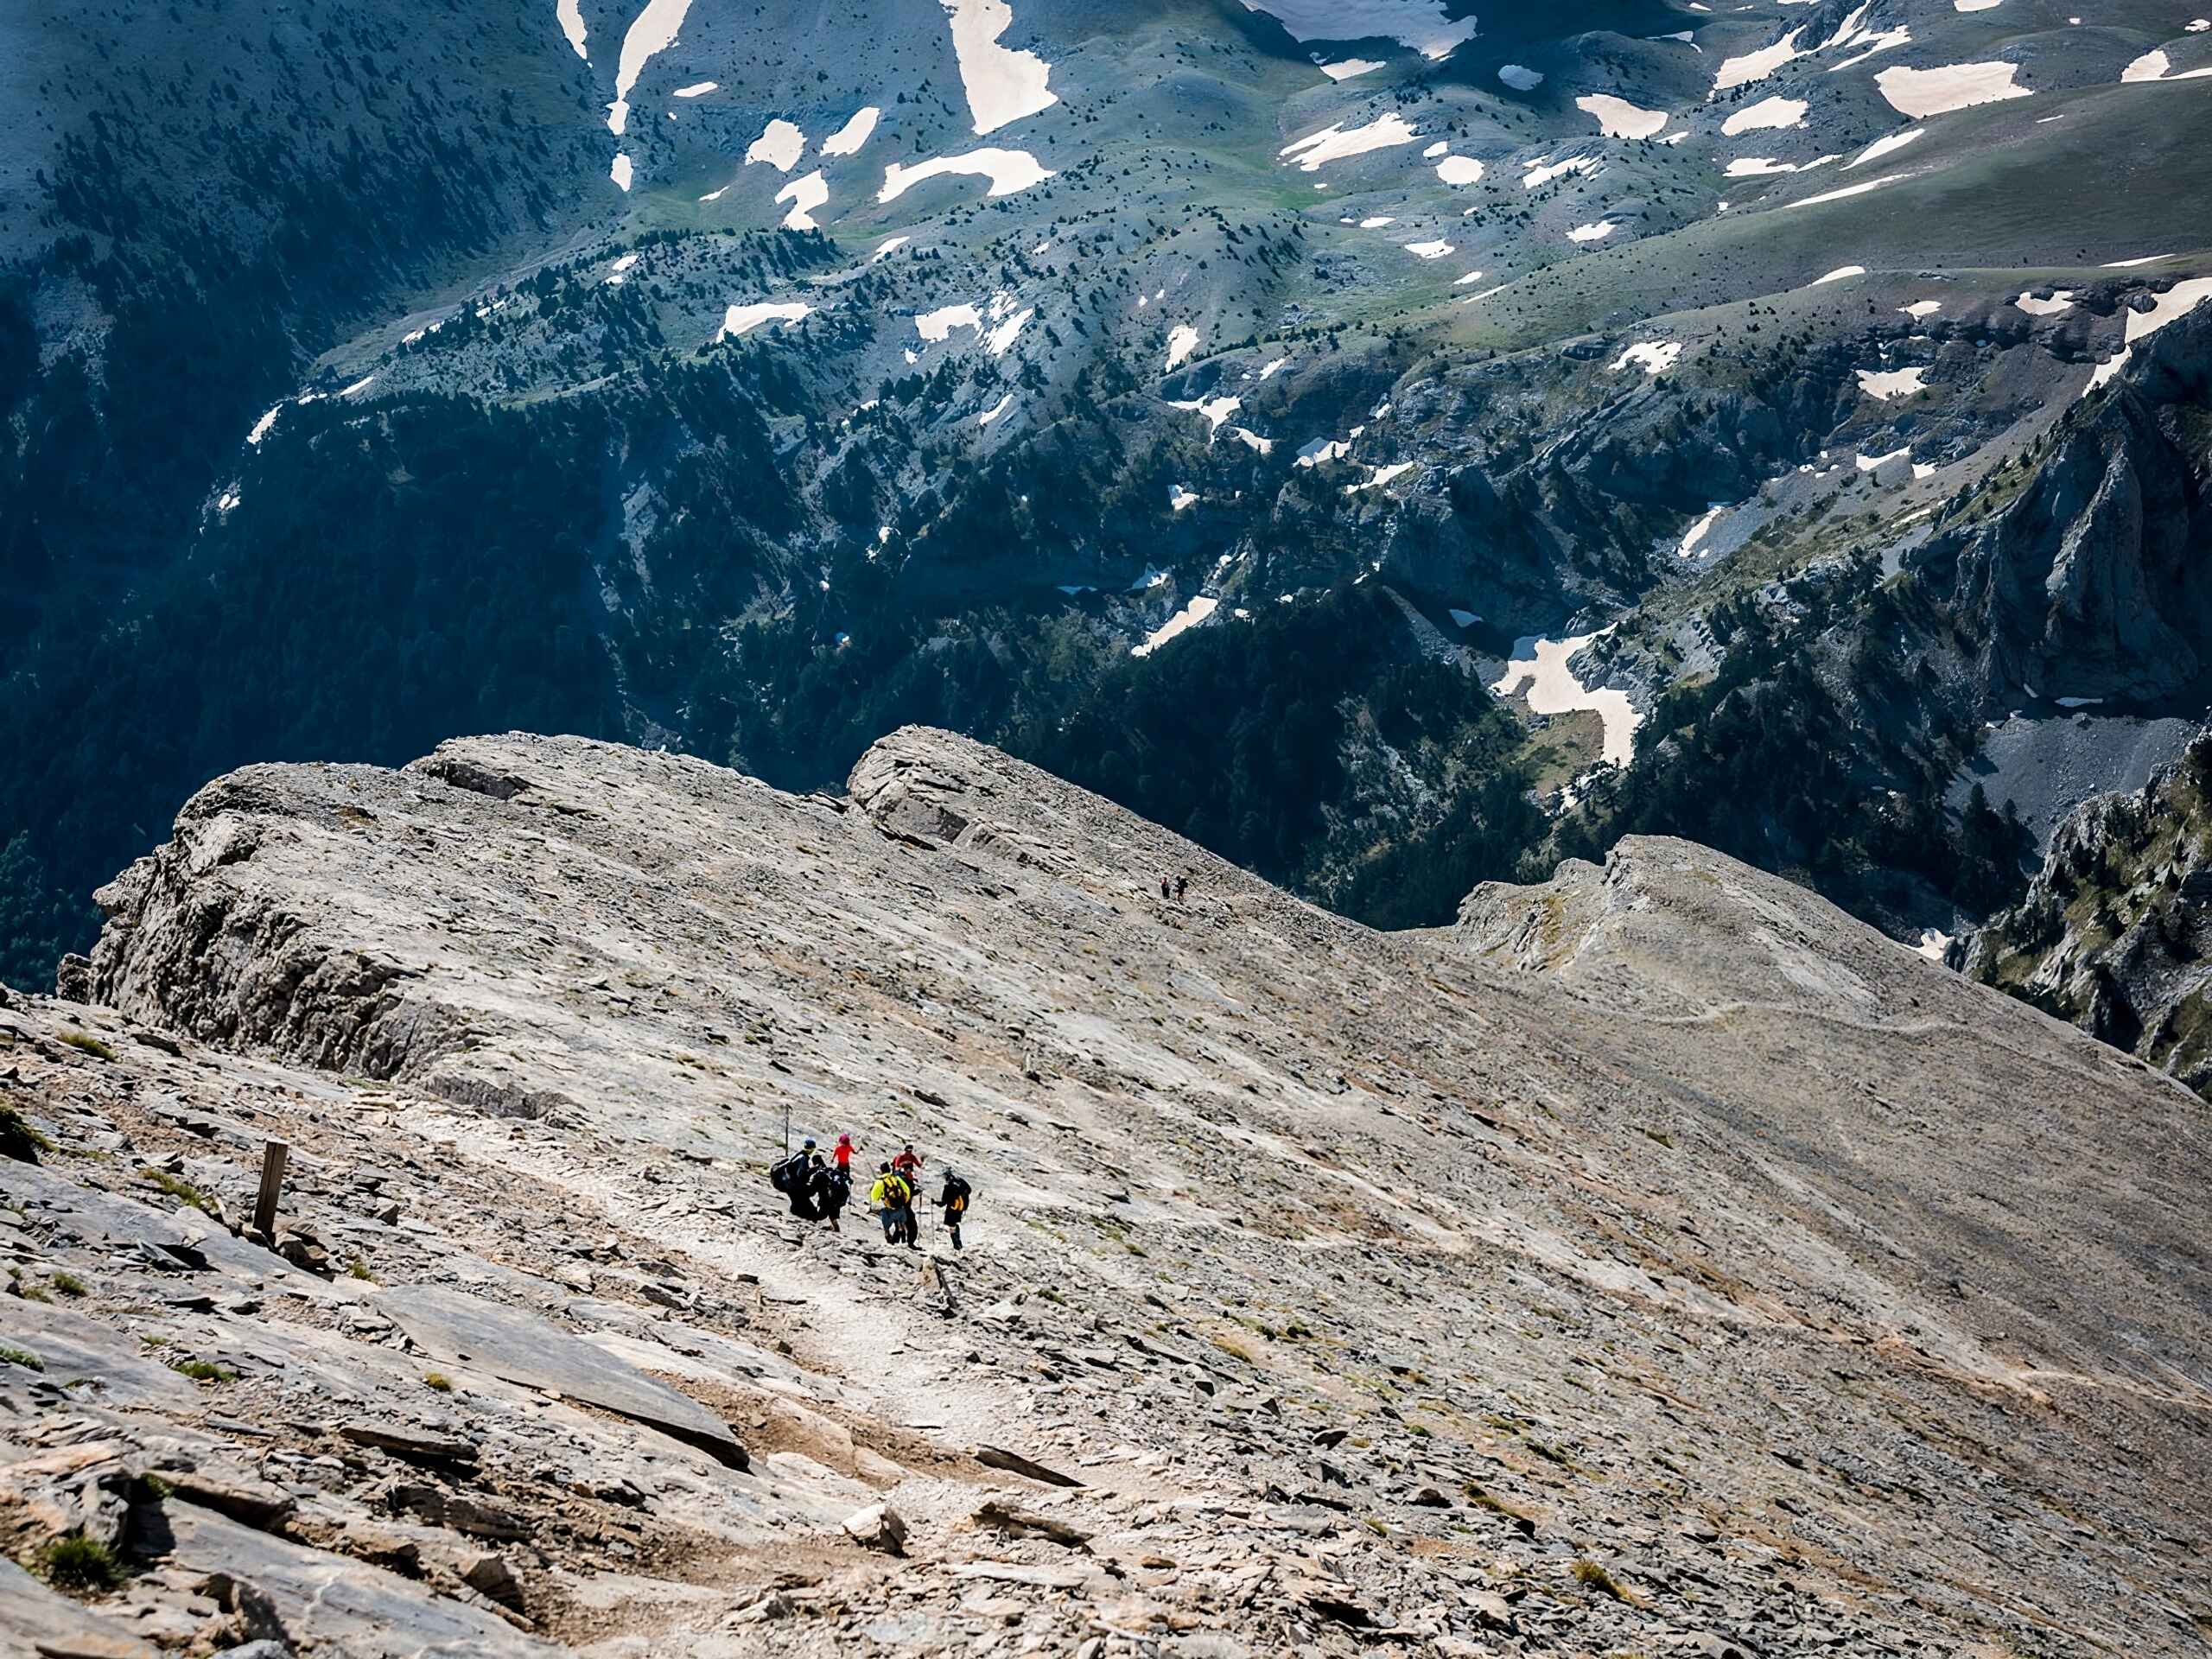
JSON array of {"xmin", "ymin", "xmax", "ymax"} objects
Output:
[{"xmin": 869, "ymin": 1163, "xmax": 918, "ymax": 1248}]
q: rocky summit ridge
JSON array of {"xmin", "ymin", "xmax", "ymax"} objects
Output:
[{"xmin": 3, "ymin": 728, "xmax": 2209, "ymax": 1656}]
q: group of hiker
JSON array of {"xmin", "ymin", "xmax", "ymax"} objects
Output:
[{"xmin": 768, "ymin": 1132, "xmax": 973, "ymax": 1251}]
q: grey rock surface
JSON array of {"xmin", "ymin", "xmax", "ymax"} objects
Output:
[{"xmin": 3, "ymin": 726, "xmax": 2207, "ymax": 1656}]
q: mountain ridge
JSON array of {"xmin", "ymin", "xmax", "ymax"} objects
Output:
[{"xmin": 5, "ymin": 724, "xmax": 2206, "ymax": 1652}]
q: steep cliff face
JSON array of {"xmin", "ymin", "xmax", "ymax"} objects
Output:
[
  {"xmin": 12, "ymin": 729, "xmax": 2209, "ymax": 1655},
  {"xmin": 1961, "ymin": 726, "xmax": 2212, "ymax": 1094},
  {"xmin": 1915, "ymin": 309, "xmax": 2212, "ymax": 708}
]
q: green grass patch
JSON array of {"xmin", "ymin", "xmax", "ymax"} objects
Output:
[
  {"xmin": 140, "ymin": 1169, "xmax": 216, "ymax": 1216},
  {"xmin": 57, "ymin": 1029, "xmax": 116, "ymax": 1061},
  {"xmin": 36, "ymin": 1533, "xmax": 124, "ymax": 1592},
  {"xmin": 50, "ymin": 1272, "xmax": 87, "ymax": 1298},
  {"xmin": 169, "ymin": 1357, "xmax": 233, "ymax": 1383},
  {"xmin": 424, "ymin": 1372, "xmax": 454, "ymax": 1393},
  {"xmin": 0, "ymin": 1343, "xmax": 44, "ymax": 1371},
  {"xmin": 1572, "ymin": 1559, "xmax": 1630, "ymax": 1601}
]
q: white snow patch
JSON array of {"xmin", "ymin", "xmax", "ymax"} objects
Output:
[
  {"xmin": 673, "ymin": 82, "xmax": 716, "ymax": 99},
  {"xmin": 719, "ymin": 302, "xmax": 814, "ymax": 339},
  {"xmin": 1319, "ymin": 58, "xmax": 1384, "ymax": 80},
  {"xmin": 1915, "ymin": 929, "xmax": 1953, "ymax": 962},
  {"xmin": 747, "ymin": 119, "xmax": 807, "ymax": 171},
  {"xmin": 822, "ymin": 106, "xmax": 881, "ymax": 156},
  {"xmin": 1166, "ymin": 324, "xmax": 1202, "ymax": 371},
  {"xmin": 1492, "ymin": 630, "xmax": 1641, "ymax": 766},
  {"xmin": 1241, "ymin": 0, "xmax": 1477, "ymax": 55},
  {"xmin": 1258, "ymin": 356, "xmax": 1289, "ymax": 380},
  {"xmin": 1721, "ymin": 95, "xmax": 1808, "ymax": 135},
  {"xmin": 879, "ymin": 148, "xmax": 1053, "ymax": 200},
  {"xmin": 917, "ymin": 304, "xmax": 983, "ymax": 341},
  {"xmin": 1358, "ymin": 215, "xmax": 1397, "ymax": 228},
  {"xmin": 1404, "ymin": 238, "xmax": 1453, "ymax": 259},
  {"xmin": 1578, "ymin": 94, "xmax": 1669, "ymax": 138},
  {"xmin": 2012, "ymin": 288, "xmax": 2075, "ymax": 315},
  {"xmin": 610, "ymin": 153, "xmax": 634, "ymax": 191},
  {"xmin": 1786, "ymin": 172, "xmax": 1907, "ymax": 208},
  {"xmin": 1678, "ymin": 504, "xmax": 1727, "ymax": 558},
  {"xmin": 1847, "ymin": 126, "xmax": 1924, "ymax": 169},
  {"xmin": 1169, "ymin": 485, "xmax": 1198, "ymax": 512},
  {"xmin": 1857, "ymin": 365, "xmax": 1929, "ymax": 398},
  {"xmin": 978, "ymin": 391, "xmax": 1015, "ymax": 426},
  {"xmin": 607, "ymin": 0, "xmax": 694, "ymax": 136},
  {"xmin": 987, "ymin": 307, "xmax": 1033, "ymax": 356},
  {"xmin": 556, "ymin": 0, "xmax": 588, "ymax": 61},
  {"xmin": 1567, "ymin": 220, "xmax": 1616, "ymax": 243},
  {"xmin": 1347, "ymin": 461, "xmax": 1416, "ymax": 493},
  {"xmin": 1279, "ymin": 112, "xmax": 1421, "ymax": 170},
  {"xmin": 775, "ymin": 170, "xmax": 829, "ymax": 230},
  {"xmin": 1523, "ymin": 155, "xmax": 1601, "ymax": 189},
  {"xmin": 1898, "ymin": 298, "xmax": 1942, "ymax": 318},
  {"xmin": 1133, "ymin": 594, "xmax": 1218, "ymax": 657},
  {"xmin": 1875, "ymin": 61, "xmax": 2032, "ymax": 117},
  {"xmin": 1498, "ymin": 64, "xmax": 1545, "ymax": 91},
  {"xmin": 941, "ymin": 0, "xmax": 1058, "ymax": 134},
  {"xmin": 1168, "ymin": 394, "xmax": 1243, "ymax": 435},
  {"xmin": 1813, "ymin": 264, "xmax": 1866, "ymax": 285},
  {"xmin": 2088, "ymin": 276, "xmax": 2212, "ymax": 388},
  {"xmin": 1435, "ymin": 154, "xmax": 1485, "ymax": 185},
  {"xmin": 1612, "ymin": 340, "xmax": 1683, "ymax": 375}
]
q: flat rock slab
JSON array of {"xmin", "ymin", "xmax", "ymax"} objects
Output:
[
  {"xmin": 149, "ymin": 1500, "xmax": 556, "ymax": 1657},
  {"xmin": 378, "ymin": 1286, "xmax": 747, "ymax": 1469},
  {"xmin": 0, "ymin": 1557, "xmax": 156, "ymax": 1658},
  {"xmin": 0, "ymin": 1300, "xmax": 207, "ymax": 1410}
]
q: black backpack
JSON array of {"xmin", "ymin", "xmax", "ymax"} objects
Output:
[
  {"xmin": 944, "ymin": 1175, "xmax": 972, "ymax": 1213},
  {"xmin": 768, "ymin": 1155, "xmax": 798, "ymax": 1194}
]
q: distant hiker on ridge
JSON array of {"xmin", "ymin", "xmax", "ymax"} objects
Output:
[
  {"xmin": 1174, "ymin": 873, "xmax": 1188, "ymax": 901},
  {"xmin": 1160, "ymin": 875, "xmax": 1172, "ymax": 900}
]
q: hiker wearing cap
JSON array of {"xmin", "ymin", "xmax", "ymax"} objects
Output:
[{"xmin": 892, "ymin": 1143, "xmax": 922, "ymax": 1181}]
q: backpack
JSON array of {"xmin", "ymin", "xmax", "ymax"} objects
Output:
[
  {"xmin": 768, "ymin": 1155, "xmax": 798, "ymax": 1194},
  {"xmin": 945, "ymin": 1176, "xmax": 971, "ymax": 1214}
]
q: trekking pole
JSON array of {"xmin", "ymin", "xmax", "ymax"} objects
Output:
[{"xmin": 783, "ymin": 1103, "xmax": 790, "ymax": 1157}]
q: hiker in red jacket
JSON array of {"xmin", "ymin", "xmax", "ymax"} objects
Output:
[
  {"xmin": 833, "ymin": 1133, "xmax": 855, "ymax": 1174},
  {"xmin": 892, "ymin": 1143, "xmax": 923, "ymax": 1183}
]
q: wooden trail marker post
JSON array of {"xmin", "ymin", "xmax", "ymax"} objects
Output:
[{"xmin": 253, "ymin": 1141, "xmax": 289, "ymax": 1237}]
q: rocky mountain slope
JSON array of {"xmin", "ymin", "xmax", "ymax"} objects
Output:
[
  {"xmin": 4, "ymin": 728, "xmax": 2208, "ymax": 1654},
  {"xmin": 8, "ymin": 0, "xmax": 2212, "ymax": 983},
  {"xmin": 1961, "ymin": 722, "xmax": 2212, "ymax": 1096}
]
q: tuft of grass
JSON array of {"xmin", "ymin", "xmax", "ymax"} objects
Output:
[
  {"xmin": 57, "ymin": 1029, "xmax": 117, "ymax": 1061},
  {"xmin": 50, "ymin": 1272, "xmax": 87, "ymax": 1299},
  {"xmin": 346, "ymin": 1258, "xmax": 376, "ymax": 1282},
  {"xmin": 140, "ymin": 1169, "xmax": 215, "ymax": 1216},
  {"xmin": 0, "ymin": 1104, "xmax": 52, "ymax": 1162},
  {"xmin": 0, "ymin": 1343, "xmax": 44, "ymax": 1371},
  {"xmin": 423, "ymin": 1372, "xmax": 454, "ymax": 1393},
  {"xmin": 16, "ymin": 1283, "xmax": 50, "ymax": 1304},
  {"xmin": 37, "ymin": 1533, "xmax": 123, "ymax": 1592},
  {"xmin": 169, "ymin": 1357, "xmax": 233, "ymax": 1383},
  {"xmin": 1572, "ymin": 1559, "xmax": 1629, "ymax": 1601}
]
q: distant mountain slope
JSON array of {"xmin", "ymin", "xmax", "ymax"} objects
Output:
[{"xmin": 4, "ymin": 0, "xmax": 2212, "ymax": 998}]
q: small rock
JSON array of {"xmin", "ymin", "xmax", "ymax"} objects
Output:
[
  {"xmin": 842, "ymin": 1502, "xmax": 908, "ymax": 1555},
  {"xmin": 461, "ymin": 1552, "xmax": 524, "ymax": 1611}
]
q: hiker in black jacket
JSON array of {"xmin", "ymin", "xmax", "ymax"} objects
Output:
[{"xmin": 938, "ymin": 1169, "xmax": 973, "ymax": 1251}]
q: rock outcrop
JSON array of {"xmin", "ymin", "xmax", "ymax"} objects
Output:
[
  {"xmin": 5, "ymin": 728, "xmax": 2209, "ymax": 1656},
  {"xmin": 1961, "ymin": 724, "xmax": 2212, "ymax": 1094}
]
